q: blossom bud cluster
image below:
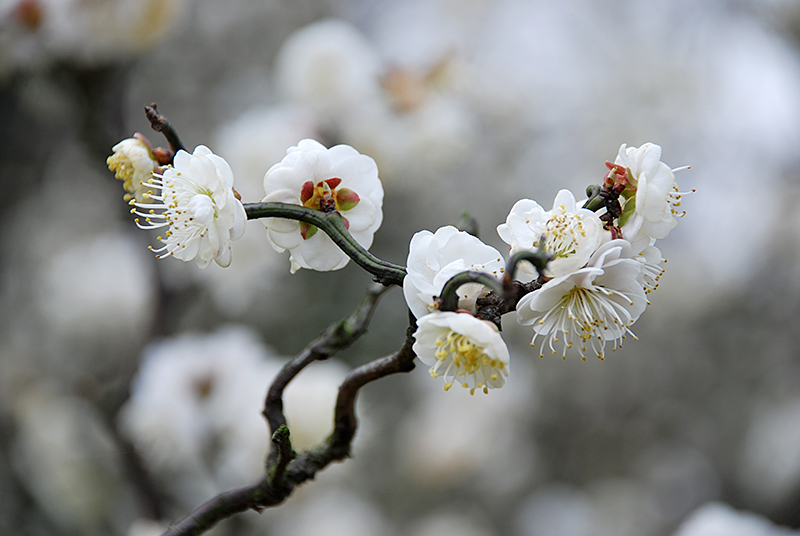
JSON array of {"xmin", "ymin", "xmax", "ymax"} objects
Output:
[{"xmin": 406, "ymin": 143, "xmax": 690, "ymax": 394}]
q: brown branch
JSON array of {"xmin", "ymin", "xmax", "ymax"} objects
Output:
[
  {"xmin": 475, "ymin": 279, "xmax": 543, "ymax": 330},
  {"xmin": 327, "ymin": 332, "xmax": 417, "ymax": 458},
  {"xmin": 263, "ymin": 283, "xmax": 389, "ymax": 454},
  {"xmin": 145, "ymin": 103, "xmax": 186, "ymax": 154},
  {"xmin": 161, "ymin": 335, "xmax": 417, "ymax": 536}
]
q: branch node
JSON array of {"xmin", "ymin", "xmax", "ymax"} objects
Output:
[{"xmin": 269, "ymin": 425, "xmax": 295, "ymax": 487}]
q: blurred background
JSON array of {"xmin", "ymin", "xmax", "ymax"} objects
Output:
[{"xmin": 2, "ymin": 0, "xmax": 800, "ymax": 535}]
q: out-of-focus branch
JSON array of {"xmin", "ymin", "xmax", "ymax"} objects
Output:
[
  {"xmin": 245, "ymin": 202, "xmax": 406, "ymax": 286},
  {"xmin": 263, "ymin": 283, "xmax": 390, "ymax": 460},
  {"xmin": 145, "ymin": 103, "xmax": 186, "ymax": 154},
  {"xmin": 161, "ymin": 334, "xmax": 417, "ymax": 536}
]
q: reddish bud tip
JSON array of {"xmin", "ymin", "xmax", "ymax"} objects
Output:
[
  {"xmin": 15, "ymin": 0, "xmax": 43, "ymax": 30},
  {"xmin": 300, "ymin": 181, "xmax": 314, "ymax": 204},
  {"xmin": 152, "ymin": 147, "xmax": 174, "ymax": 166}
]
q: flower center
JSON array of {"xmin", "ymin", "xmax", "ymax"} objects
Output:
[
  {"xmin": 430, "ymin": 331, "xmax": 505, "ymax": 394},
  {"xmin": 532, "ymin": 285, "xmax": 637, "ymax": 361},
  {"xmin": 538, "ymin": 206, "xmax": 587, "ymax": 260},
  {"xmin": 187, "ymin": 192, "xmax": 217, "ymax": 225},
  {"xmin": 300, "ymin": 178, "xmax": 360, "ymax": 213},
  {"xmin": 298, "ymin": 178, "xmax": 360, "ymax": 239}
]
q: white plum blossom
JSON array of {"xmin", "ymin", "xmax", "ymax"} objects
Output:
[
  {"xmin": 629, "ymin": 235, "xmax": 666, "ymax": 296},
  {"xmin": 132, "ymin": 145, "xmax": 247, "ymax": 268},
  {"xmin": 413, "ymin": 311, "xmax": 510, "ymax": 394},
  {"xmin": 106, "ymin": 134, "xmax": 158, "ymax": 203},
  {"xmin": 274, "ymin": 19, "xmax": 382, "ymax": 123},
  {"xmin": 497, "ymin": 189, "xmax": 607, "ymax": 280},
  {"xmin": 615, "ymin": 142, "xmax": 691, "ymax": 242},
  {"xmin": 516, "ymin": 239, "xmax": 647, "ymax": 361},
  {"xmin": 262, "ymin": 139, "xmax": 384, "ymax": 273},
  {"xmin": 117, "ymin": 327, "xmax": 351, "ymax": 490},
  {"xmin": 1, "ymin": 0, "xmax": 186, "ymax": 70},
  {"xmin": 403, "ymin": 226, "xmax": 505, "ymax": 320}
]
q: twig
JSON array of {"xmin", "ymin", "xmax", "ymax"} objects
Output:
[
  {"xmin": 326, "ymin": 333, "xmax": 416, "ymax": 458},
  {"xmin": 435, "ymin": 270, "xmax": 503, "ymax": 313},
  {"xmin": 144, "ymin": 103, "xmax": 186, "ymax": 153}
]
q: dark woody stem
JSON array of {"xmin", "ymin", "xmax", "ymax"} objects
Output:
[
  {"xmin": 436, "ymin": 271, "xmax": 503, "ymax": 312},
  {"xmin": 502, "ymin": 247, "xmax": 551, "ymax": 301},
  {"xmin": 262, "ymin": 284, "xmax": 389, "ymax": 465},
  {"xmin": 144, "ymin": 103, "xmax": 186, "ymax": 154},
  {"xmin": 244, "ymin": 202, "xmax": 406, "ymax": 286},
  {"xmin": 160, "ymin": 336, "xmax": 417, "ymax": 536}
]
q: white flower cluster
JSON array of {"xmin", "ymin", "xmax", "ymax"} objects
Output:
[
  {"xmin": 1, "ymin": 0, "xmax": 186, "ymax": 71},
  {"xmin": 406, "ymin": 143, "xmax": 689, "ymax": 394},
  {"xmin": 118, "ymin": 327, "xmax": 349, "ymax": 492},
  {"xmin": 108, "ymin": 134, "xmax": 686, "ymax": 394},
  {"xmin": 109, "ymin": 131, "xmax": 385, "ymax": 273}
]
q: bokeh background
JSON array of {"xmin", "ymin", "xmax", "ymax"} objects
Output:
[{"xmin": 2, "ymin": 0, "xmax": 800, "ymax": 535}]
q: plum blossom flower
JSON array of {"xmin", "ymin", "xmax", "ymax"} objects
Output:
[
  {"xmin": 2, "ymin": 0, "xmax": 186, "ymax": 70},
  {"xmin": 615, "ymin": 142, "xmax": 691, "ymax": 242},
  {"xmin": 413, "ymin": 311, "xmax": 510, "ymax": 394},
  {"xmin": 403, "ymin": 226, "xmax": 505, "ymax": 320},
  {"xmin": 274, "ymin": 19, "xmax": 382, "ymax": 123},
  {"xmin": 516, "ymin": 239, "xmax": 647, "ymax": 361},
  {"xmin": 132, "ymin": 145, "xmax": 246, "ymax": 268},
  {"xmin": 106, "ymin": 134, "xmax": 158, "ymax": 202},
  {"xmin": 497, "ymin": 189, "xmax": 607, "ymax": 280},
  {"xmin": 261, "ymin": 139, "xmax": 384, "ymax": 273},
  {"xmin": 628, "ymin": 235, "xmax": 666, "ymax": 296},
  {"xmin": 118, "ymin": 326, "xmax": 355, "ymax": 493}
]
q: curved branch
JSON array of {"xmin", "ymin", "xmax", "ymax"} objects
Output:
[
  {"xmin": 287, "ymin": 334, "xmax": 417, "ymax": 484},
  {"xmin": 244, "ymin": 202, "xmax": 406, "ymax": 286},
  {"xmin": 263, "ymin": 284, "xmax": 389, "ymax": 458},
  {"xmin": 502, "ymin": 248, "xmax": 551, "ymax": 300},
  {"xmin": 161, "ymin": 335, "xmax": 418, "ymax": 536},
  {"xmin": 435, "ymin": 271, "xmax": 503, "ymax": 312},
  {"xmin": 328, "ymin": 334, "xmax": 417, "ymax": 454}
]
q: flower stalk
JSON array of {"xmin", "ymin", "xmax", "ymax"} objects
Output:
[{"xmin": 436, "ymin": 271, "xmax": 503, "ymax": 313}]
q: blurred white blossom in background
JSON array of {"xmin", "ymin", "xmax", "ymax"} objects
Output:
[
  {"xmin": 118, "ymin": 326, "xmax": 350, "ymax": 501},
  {"xmin": 0, "ymin": 0, "xmax": 187, "ymax": 71},
  {"xmin": 672, "ymin": 502, "xmax": 800, "ymax": 536},
  {"xmin": 3, "ymin": 0, "xmax": 800, "ymax": 535}
]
